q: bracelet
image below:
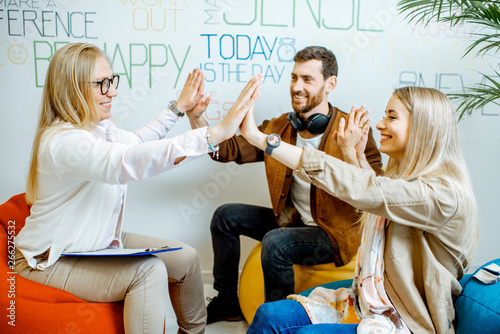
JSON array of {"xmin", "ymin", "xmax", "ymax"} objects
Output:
[
  {"xmin": 206, "ymin": 128, "xmax": 220, "ymax": 160},
  {"xmin": 168, "ymin": 100, "xmax": 185, "ymax": 117}
]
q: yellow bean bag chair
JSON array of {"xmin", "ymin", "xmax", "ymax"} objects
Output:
[{"xmin": 238, "ymin": 242, "xmax": 356, "ymax": 324}]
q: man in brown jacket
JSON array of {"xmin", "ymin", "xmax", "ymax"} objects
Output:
[{"xmin": 186, "ymin": 46, "xmax": 383, "ymax": 324}]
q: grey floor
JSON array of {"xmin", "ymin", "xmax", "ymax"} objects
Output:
[{"xmin": 165, "ymin": 284, "xmax": 249, "ymax": 333}]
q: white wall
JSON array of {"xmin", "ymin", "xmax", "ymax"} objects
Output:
[{"xmin": 1, "ymin": 0, "xmax": 498, "ymax": 273}]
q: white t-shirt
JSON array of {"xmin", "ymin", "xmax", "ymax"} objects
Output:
[{"xmin": 290, "ymin": 132, "xmax": 323, "ymax": 226}]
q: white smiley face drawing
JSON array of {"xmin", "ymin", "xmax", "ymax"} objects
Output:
[{"xmin": 8, "ymin": 44, "xmax": 28, "ymax": 65}]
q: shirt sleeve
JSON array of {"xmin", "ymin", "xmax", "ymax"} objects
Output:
[
  {"xmin": 115, "ymin": 109, "xmax": 179, "ymax": 145},
  {"xmin": 46, "ymin": 126, "xmax": 209, "ymax": 184},
  {"xmin": 295, "ymin": 147, "xmax": 459, "ymax": 232},
  {"xmin": 118, "ymin": 127, "xmax": 209, "ymax": 182}
]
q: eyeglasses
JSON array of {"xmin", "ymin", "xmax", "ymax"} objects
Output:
[{"xmin": 92, "ymin": 74, "xmax": 120, "ymax": 95}]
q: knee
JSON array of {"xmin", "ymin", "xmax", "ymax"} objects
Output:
[
  {"xmin": 210, "ymin": 203, "xmax": 237, "ymax": 232},
  {"xmin": 248, "ymin": 300, "xmax": 298, "ymax": 333},
  {"xmin": 170, "ymin": 244, "xmax": 201, "ymax": 283},
  {"xmin": 138, "ymin": 256, "xmax": 168, "ymax": 285},
  {"xmin": 261, "ymin": 229, "xmax": 288, "ymax": 263},
  {"xmin": 248, "ymin": 302, "xmax": 278, "ymax": 332},
  {"xmin": 179, "ymin": 244, "xmax": 200, "ymax": 268}
]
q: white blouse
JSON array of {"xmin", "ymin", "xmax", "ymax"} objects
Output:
[{"xmin": 16, "ymin": 109, "xmax": 210, "ymax": 270}]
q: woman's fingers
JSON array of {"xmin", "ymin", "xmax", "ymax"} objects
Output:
[
  {"xmin": 345, "ymin": 105, "xmax": 370, "ymax": 131},
  {"xmin": 232, "ymin": 74, "xmax": 263, "ymax": 113},
  {"xmin": 241, "ymin": 75, "xmax": 262, "ymax": 100},
  {"xmin": 222, "ymin": 75, "xmax": 263, "ymax": 135},
  {"xmin": 185, "ymin": 69, "xmax": 197, "ymax": 88},
  {"xmin": 362, "ymin": 118, "xmax": 371, "ymax": 136},
  {"xmin": 197, "ymin": 71, "xmax": 205, "ymax": 98},
  {"xmin": 177, "ymin": 68, "xmax": 205, "ymax": 111},
  {"xmin": 353, "ymin": 105, "xmax": 366, "ymax": 127},
  {"xmin": 246, "ymin": 81, "xmax": 262, "ymax": 106}
]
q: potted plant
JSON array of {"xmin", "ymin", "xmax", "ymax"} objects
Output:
[{"xmin": 397, "ymin": 0, "xmax": 500, "ymax": 120}]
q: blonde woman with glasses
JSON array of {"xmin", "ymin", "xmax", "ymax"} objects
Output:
[
  {"xmin": 243, "ymin": 87, "xmax": 479, "ymax": 334},
  {"xmin": 14, "ymin": 43, "xmax": 261, "ymax": 334}
]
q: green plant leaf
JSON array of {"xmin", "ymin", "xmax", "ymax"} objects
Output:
[
  {"xmin": 449, "ymin": 71, "xmax": 500, "ymax": 120},
  {"xmin": 397, "ymin": 0, "xmax": 500, "ymax": 120}
]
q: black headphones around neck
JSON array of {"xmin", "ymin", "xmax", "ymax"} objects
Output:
[{"xmin": 287, "ymin": 110, "xmax": 331, "ymax": 135}]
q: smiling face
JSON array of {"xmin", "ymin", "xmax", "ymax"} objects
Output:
[
  {"xmin": 376, "ymin": 95, "xmax": 411, "ymax": 162},
  {"xmin": 93, "ymin": 57, "xmax": 118, "ymax": 121},
  {"xmin": 290, "ymin": 59, "xmax": 335, "ymax": 118},
  {"xmin": 8, "ymin": 44, "xmax": 28, "ymax": 65}
]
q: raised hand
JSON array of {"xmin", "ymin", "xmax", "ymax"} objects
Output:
[
  {"xmin": 186, "ymin": 95, "xmax": 211, "ymax": 120},
  {"xmin": 239, "ymin": 105, "xmax": 259, "ymax": 143},
  {"xmin": 176, "ymin": 68, "xmax": 205, "ymax": 113},
  {"xmin": 355, "ymin": 118, "xmax": 370, "ymax": 158},
  {"xmin": 209, "ymin": 74, "xmax": 263, "ymax": 144},
  {"xmin": 335, "ymin": 105, "xmax": 370, "ymax": 167}
]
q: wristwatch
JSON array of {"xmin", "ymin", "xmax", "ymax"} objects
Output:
[
  {"xmin": 168, "ymin": 100, "xmax": 185, "ymax": 117},
  {"xmin": 265, "ymin": 133, "xmax": 281, "ymax": 156}
]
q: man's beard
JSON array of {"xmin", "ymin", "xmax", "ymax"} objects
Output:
[{"xmin": 291, "ymin": 86, "xmax": 325, "ymax": 114}]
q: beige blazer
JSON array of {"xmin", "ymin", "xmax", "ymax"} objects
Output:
[{"xmin": 296, "ymin": 147, "xmax": 469, "ymax": 334}]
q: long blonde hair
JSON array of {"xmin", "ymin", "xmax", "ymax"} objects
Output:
[
  {"xmin": 26, "ymin": 43, "xmax": 105, "ymax": 205},
  {"xmin": 371, "ymin": 87, "xmax": 479, "ymax": 265}
]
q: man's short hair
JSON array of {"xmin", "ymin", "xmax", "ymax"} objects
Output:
[{"xmin": 294, "ymin": 46, "xmax": 338, "ymax": 79}]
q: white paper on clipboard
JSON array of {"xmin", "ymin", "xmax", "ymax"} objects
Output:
[{"xmin": 62, "ymin": 246, "xmax": 182, "ymax": 256}]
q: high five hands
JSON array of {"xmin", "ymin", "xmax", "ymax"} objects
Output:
[
  {"xmin": 335, "ymin": 105, "xmax": 372, "ymax": 169},
  {"xmin": 208, "ymin": 74, "xmax": 263, "ymax": 145},
  {"xmin": 174, "ymin": 68, "xmax": 262, "ymax": 146},
  {"xmin": 176, "ymin": 68, "xmax": 207, "ymax": 114}
]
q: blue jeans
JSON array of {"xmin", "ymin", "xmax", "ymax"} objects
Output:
[
  {"xmin": 247, "ymin": 299, "xmax": 358, "ymax": 334},
  {"xmin": 211, "ymin": 203, "xmax": 337, "ymax": 301}
]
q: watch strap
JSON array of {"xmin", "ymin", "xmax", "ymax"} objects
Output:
[{"xmin": 264, "ymin": 144, "xmax": 274, "ymax": 156}]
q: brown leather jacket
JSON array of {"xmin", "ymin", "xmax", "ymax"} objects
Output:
[{"xmin": 212, "ymin": 104, "xmax": 383, "ymax": 265}]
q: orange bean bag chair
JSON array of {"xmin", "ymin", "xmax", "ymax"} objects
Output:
[
  {"xmin": 0, "ymin": 193, "xmax": 124, "ymax": 333},
  {"xmin": 238, "ymin": 242, "xmax": 356, "ymax": 324}
]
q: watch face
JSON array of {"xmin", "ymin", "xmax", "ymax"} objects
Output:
[{"xmin": 268, "ymin": 134, "xmax": 280, "ymax": 146}]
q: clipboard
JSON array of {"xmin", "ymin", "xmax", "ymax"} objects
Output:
[{"xmin": 62, "ymin": 246, "xmax": 182, "ymax": 257}]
